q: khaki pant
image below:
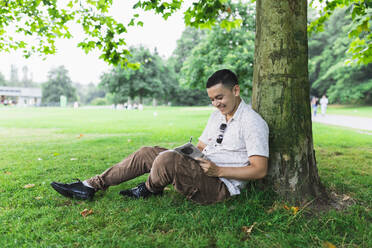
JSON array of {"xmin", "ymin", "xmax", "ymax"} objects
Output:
[{"xmin": 87, "ymin": 146, "xmax": 230, "ymax": 205}]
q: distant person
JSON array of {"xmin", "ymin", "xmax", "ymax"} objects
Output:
[
  {"xmin": 51, "ymin": 69, "xmax": 269, "ymax": 205},
  {"xmin": 138, "ymin": 103, "xmax": 144, "ymax": 111},
  {"xmin": 311, "ymin": 97, "xmax": 318, "ymax": 117},
  {"xmin": 320, "ymin": 95, "xmax": 329, "ymax": 116}
]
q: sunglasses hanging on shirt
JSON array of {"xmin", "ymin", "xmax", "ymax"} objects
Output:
[{"xmin": 216, "ymin": 123, "xmax": 227, "ymax": 144}]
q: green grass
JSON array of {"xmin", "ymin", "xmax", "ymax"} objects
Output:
[
  {"xmin": 327, "ymin": 105, "xmax": 372, "ymax": 118},
  {"xmin": 0, "ymin": 107, "xmax": 371, "ymax": 248}
]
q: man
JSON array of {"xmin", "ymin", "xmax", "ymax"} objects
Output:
[{"xmin": 51, "ymin": 69, "xmax": 269, "ymax": 205}]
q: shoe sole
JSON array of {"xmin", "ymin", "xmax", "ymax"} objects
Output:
[{"xmin": 50, "ymin": 183, "xmax": 93, "ymax": 200}]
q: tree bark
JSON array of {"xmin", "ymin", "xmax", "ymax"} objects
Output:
[{"xmin": 252, "ymin": 0, "xmax": 327, "ymax": 203}]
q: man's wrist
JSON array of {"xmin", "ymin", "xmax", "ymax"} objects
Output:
[{"xmin": 216, "ymin": 166, "xmax": 224, "ymax": 177}]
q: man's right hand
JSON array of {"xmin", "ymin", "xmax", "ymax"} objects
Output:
[{"xmin": 196, "ymin": 140, "xmax": 206, "ymax": 152}]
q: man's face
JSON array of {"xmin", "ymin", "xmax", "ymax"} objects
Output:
[{"xmin": 207, "ymin": 83, "xmax": 240, "ymax": 117}]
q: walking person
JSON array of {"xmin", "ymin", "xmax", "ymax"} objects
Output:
[
  {"xmin": 320, "ymin": 95, "xmax": 329, "ymax": 116},
  {"xmin": 311, "ymin": 96, "xmax": 318, "ymax": 117}
]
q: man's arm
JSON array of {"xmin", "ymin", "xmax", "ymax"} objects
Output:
[
  {"xmin": 196, "ymin": 140, "xmax": 206, "ymax": 152},
  {"xmin": 196, "ymin": 155, "xmax": 268, "ymax": 180}
]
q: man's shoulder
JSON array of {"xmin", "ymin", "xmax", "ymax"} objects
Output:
[
  {"xmin": 239, "ymin": 105, "xmax": 268, "ymax": 129},
  {"xmin": 239, "ymin": 104, "xmax": 264, "ymax": 121}
]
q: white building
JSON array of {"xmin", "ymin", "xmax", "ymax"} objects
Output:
[{"xmin": 0, "ymin": 86, "xmax": 42, "ymax": 106}]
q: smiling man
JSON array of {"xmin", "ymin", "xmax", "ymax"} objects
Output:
[{"xmin": 51, "ymin": 69, "xmax": 269, "ymax": 204}]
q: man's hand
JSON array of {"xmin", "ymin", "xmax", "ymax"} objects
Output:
[{"xmin": 195, "ymin": 158, "xmax": 220, "ymax": 177}]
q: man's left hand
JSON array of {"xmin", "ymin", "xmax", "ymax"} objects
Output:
[{"xmin": 195, "ymin": 158, "xmax": 220, "ymax": 177}]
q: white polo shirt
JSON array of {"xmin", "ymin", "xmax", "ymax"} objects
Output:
[{"xmin": 199, "ymin": 99, "xmax": 269, "ymax": 196}]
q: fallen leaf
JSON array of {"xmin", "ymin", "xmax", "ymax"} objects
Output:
[
  {"xmin": 242, "ymin": 222, "xmax": 256, "ymax": 235},
  {"xmin": 24, "ymin": 184, "xmax": 35, "ymax": 189},
  {"xmin": 267, "ymin": 208, "xmax": 275, "ymax": 214},
  {"xmin": 323, "ymin": 241, "xmax": 336, "ymax": 248},
  {"xmin": 77, "ymin": 134, "xmax": 84, "ymax": 139},
  {"xmin": 80, "ymin": 208, "xmax": 93, "ymax": 217},
  {"xmin": 291, "ymin": 206, "xmax": 299, "ymax": 215},
  {"xmin": 267, "ymin": 202, "xmax": 280, "ymax": 213},
  {"xmin": 342, "ymin": 195, "xmax": 350, "ymax": 201},
  {"xmin": 4, "ymin": 171, "xmax": 12, "ymax": 175},
  {"xmin": 283, "ymin": 205, "xmax": 290, "ymax": 210}
]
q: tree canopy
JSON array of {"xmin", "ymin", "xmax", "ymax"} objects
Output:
[
  {"xmin": 1, "ymin": 0, "xmax": 370, "ymax": 66},
  {"xmin": 0, "ymin": 0, "xmax": 242, "ymax": 66}
]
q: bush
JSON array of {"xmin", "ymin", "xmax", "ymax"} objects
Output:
[{"xmin": 90, "ymin": 97, "xmax": 108, "ymax": 106}]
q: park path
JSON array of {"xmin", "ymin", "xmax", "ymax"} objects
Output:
[{"xmin": 312, "ymin": 114, "xmax": 372, "ymax": 131}]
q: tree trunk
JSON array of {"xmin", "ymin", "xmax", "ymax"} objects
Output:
[{"xmin": 252, "ymin": 0, "xmax": 327, "ymax": 203}]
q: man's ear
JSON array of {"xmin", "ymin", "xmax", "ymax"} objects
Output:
[{"xmin": 233, "ymin": 85, "xmax": 240, "ymax": 96}]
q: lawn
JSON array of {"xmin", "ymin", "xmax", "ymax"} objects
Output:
[
  {"xmin": 327, "ymin": 105, "xmax": 372, "ymax": 118},
  {"xmin": 0, "ymin": 107, "xmax": 371, "ymax": 248}
]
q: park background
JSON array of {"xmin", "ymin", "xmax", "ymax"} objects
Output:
[
  {"xmin": 0, "ymin": 0, "xmax": 371, "ymax": 247},
  {"xmin": 0, "ymin": 2, "xmax": 371, "ymax": 107}
]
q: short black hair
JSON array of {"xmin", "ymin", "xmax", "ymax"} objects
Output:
[{"xmin": 206, "ymin": 69, "xmax": 238, "ymax": 89}]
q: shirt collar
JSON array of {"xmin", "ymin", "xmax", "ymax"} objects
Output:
[{"xmin": 218, "ymin": 98, "xmax": 246, "ymax": 123}]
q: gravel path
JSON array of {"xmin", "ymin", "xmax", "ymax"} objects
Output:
[{"xmin": 312, "ymin": 114, "xmax": 372, "ymax": 131}]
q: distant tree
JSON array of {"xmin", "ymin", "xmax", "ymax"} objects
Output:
[
  {"xmin": 10, "ymin": 65, "xmax": 19, "ymax": 86},
  {"xmin": 0, "ymin": 71, "xmax": 7, "ymax": 86},
  {"xmin": 160, "ymin": 60, "xmax": 210, "ymax": 106},
  {"xmin": 180, "ymin": 2, "xmax": 256, "ymax": 99},
  {"xmin": 74, "ymin": 82, "xmax": 106, "ymax": 104},
  {"xmin": 165, "ymin": 27, "xmax": 210, "ymax": 106},
  {"xmin": 100, "ymin": 46, "xmax": 164, "ymax": 104},
  {"xmin": 42, "ymin": 66, "xmax": 77, "ymax": 105},
  {"xmin": 170, "ymin": 27, "xmax": 206, "ymax": 73},
  {"xmin": 21, "ymin": 65, "xmax": 34, "ymax": 87},
  {"xmin": 85, "ymin": 83, "xmax": 106, "ymax": 104}
]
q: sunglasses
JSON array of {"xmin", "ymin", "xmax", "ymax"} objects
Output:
[{"xmin": 216, "ymin": 123, "xmax": 227, "ymax": 144}]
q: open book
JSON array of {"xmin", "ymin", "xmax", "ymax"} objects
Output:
[{"xmin": 173, "ymin": 137, "xmax": 206, "ymax": 160}]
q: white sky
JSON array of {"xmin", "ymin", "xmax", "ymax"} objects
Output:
[{"xmin": 0, "ymin": 0, "xmax": 189, "ymax": 85}]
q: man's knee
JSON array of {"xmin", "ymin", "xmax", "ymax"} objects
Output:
[
  {"xmin": 153, "ymin": 150, "xmax": 178, "ymax": 170},
  {"xmin": 137, "ymin": 146, "xmax": 155, "ymax": 156}
]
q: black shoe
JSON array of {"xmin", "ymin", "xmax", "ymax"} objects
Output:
[
  {"xmin": 119, "ymin": 182, "xmax": 163, "ymax": 199},
  {"xmin": 50, "ymin": 179, "xmax": 96, "ymax": 200}
]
